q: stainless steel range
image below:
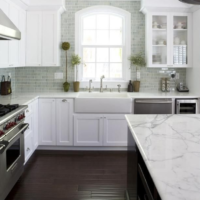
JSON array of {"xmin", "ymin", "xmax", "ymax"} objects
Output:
[{"xmin": 0, "ymin": 104, "xmax": 28, "ymax": 200}]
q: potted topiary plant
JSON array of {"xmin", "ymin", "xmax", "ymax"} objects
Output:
[
  {"xmin": 128, "ymin": 53, "xmax": 146, "ymax": 92},
  {"xmin": 62, "ymin": 42, "xmax": 71, "ymax": 92},
  {"xmin": 71, "ymin": 54, "xmax": 81, "ymax": 92}
]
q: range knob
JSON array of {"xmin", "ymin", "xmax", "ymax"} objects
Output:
[
  {"xmin": 0, "ymin": 130, "xmax": 5, "ymax": 137},
  {"xmin": 3, "ymin": 123, "xmax": 9, "ymax": 131}
]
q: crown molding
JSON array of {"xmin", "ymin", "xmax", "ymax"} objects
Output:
[{"xmin": 11, "ymin": 0, "xmax": 66, "ymax": 13}]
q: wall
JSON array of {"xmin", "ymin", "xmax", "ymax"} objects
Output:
[
  {"xmin": 186, "ymin": 9, "xmax": 200, "ymax": 94},
  {"xmin": 11, "ymin": 0, "xmax": 186, "ymax": 92}
]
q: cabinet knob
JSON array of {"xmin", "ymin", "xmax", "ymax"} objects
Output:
[
  {"xmin": 27, "ymin": 148, "xmax": 30, "ymax": 152},
  {"xmin": 62, "ymin": 99, "xmax": 67, "ymax": 102},
  {"xmin": 26, "ymin": 109, "xmax": 29, "ymax": 113}
]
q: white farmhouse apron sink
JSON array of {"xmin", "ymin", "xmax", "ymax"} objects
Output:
[{"xmin": 75, "ymin": 93, "xmax": 132, "ymax": 113}]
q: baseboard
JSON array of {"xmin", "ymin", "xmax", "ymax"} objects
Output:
[{"xmin": 37, "ymin": 146, "xmax": 128, "ymax": 151}]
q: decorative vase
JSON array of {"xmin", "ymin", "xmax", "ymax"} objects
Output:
[
  {"xmin": 73, "ymin": 81, "xmax": 80, "ymax": 92},
  {"xmin": 133, "ymin": 81, "xmax": 140, "ymax": 92},
  {"xmin": 63, "ymin": 82, "xmax": 70, "ymax": 92}
]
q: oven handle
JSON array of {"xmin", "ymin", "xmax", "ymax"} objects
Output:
[
  {"xmin": 8, "ymin": 123, "xmax": 29, "ymax": 143},
  {"xmin": 0, "ymin": 144, "xmax": 5, "ymax": 151}
]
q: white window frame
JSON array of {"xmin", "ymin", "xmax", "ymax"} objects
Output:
[{"xmin": 75, "ymin": 6, "xmax": 131, "ymax": 89}]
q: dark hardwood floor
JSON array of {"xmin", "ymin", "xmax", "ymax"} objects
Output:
[{"xmin": 6, "ymin": 151, "xmax": 129, "ymax": 200}]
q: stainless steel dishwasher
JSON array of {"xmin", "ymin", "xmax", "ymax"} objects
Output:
[{"xmin": 134, "ymin": 99, "xmax": 172, "ymax": 114}]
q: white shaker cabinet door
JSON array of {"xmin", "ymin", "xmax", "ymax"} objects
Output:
[
  {"xmin": 26, "ymin": 12, "xmax": 42, "ymax": 66},
  {"xmin": 74, "ymin": 115, "xmax": 103, "ymax": 146},
  {"xmin": 9, "ymin": 4, "xmax": 19, "ymax": 67},
  {"xmin": 0, "ymin": 0, "xmax": 9, "ymax": 68},
  {"xmin": 18, "ymin": 9, "xmax": 26, "ymax": 67},
  {"xmin": 39, "ymin": 99, "xmax": 56, "ymax": 146},
  {"xmin": 32, "ymin": 100, "xmax": 39, "ymax": 150},
  {"xmin": 103, "ymin": 115, "xmax": 128, "ymax": 146},
  {"xmin": 56, "ymin": 99, "xmax": 73, "ymax": 146},
  {"xmin": 42, "ymin": 12, "xmax": 59, "ymax": 66}
]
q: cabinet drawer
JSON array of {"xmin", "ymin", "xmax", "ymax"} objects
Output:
[{"xmin": 24, "ymin": 132, "xmax": 33, "ymax": 163}]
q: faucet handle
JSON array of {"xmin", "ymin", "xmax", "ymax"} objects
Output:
[{"xmin": 117, "ymin": 85, "xmax": 121, "ymax": 93}]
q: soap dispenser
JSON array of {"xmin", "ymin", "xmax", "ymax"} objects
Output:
[{"xmin": 128, "ymin": 80, "xmax": 133, "ymax": 92}]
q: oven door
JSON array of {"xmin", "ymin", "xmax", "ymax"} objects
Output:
[{"xmin": 0, "ymin": 123, "xmax": 29, "ymax": 196}]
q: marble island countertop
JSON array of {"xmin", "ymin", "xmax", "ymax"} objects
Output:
[
  {"xmin": 0, "ymin": 91, "xmax": 198, "ymax": 105},
  {"xmin": 125, "ymin": 114, "xmax": 200, "ymax": 200}
]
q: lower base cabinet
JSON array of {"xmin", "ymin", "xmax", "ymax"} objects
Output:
[
  {"xmin": 104, "ymin": 115, "xmax": 128, "ymax": 146},
  {"xmin": 74, "ymin": 115, "xmax": 103, "ymax": 146},
  {"xmin": 24, "ymin": 131, "xmax": 33, "ymax": 163},
  {"xmin": 74, "ymin": 114, "xmax": 128, "ymax": 147},
  {"xmin": 38, "ymin": 98, "xmax": 73, "ymax": 146},
  {"xmin": 24, "ymin": 99, "xmax": 38, "ymax": 164}
]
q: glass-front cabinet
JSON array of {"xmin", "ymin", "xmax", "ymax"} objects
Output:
[{"xmin": 146, "ymin": 13, "xmax": 192, "ymax": 68}]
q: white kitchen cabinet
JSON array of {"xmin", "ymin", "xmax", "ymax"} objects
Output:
[
  {"xmin": 9, "ymin": 3, "xmax": 20, "ymax": 67},
  {"xmin": 0, "ymin": 0, "xmax": 9, "ymax": 68},
  {"xmin": 26, "ymin": 11, "xmax": 61, "ymax": 67},
  {"xmin": 103, "ymin": 115, "xmax": 128, "ymax": 146},
  {"xmin": 74, "ymin": 114, "xmax": 128, "ymax": 147},
  {"xmin": 32, "ymin": 99, "xmax": 39, "ymax": 150},
  {"xmin": 24, "ymin": 99, "xmax": 38, "ymax": 164},
  {"xmin": 145, "ymin": 12, "xmax": 192, "ymax": 68},
  {"xmin": 18, "ymin": 8, "xmax": 26, "ymax": 67},
  {"xmin": 24, "ymin": 131, "xmax": 33, "ymax": 163},
  {"xmin": 26, "ymin": 12, "xmax": 42, "ymax": 66},
  {"xmin": 74, "ymin": 115, "xmax": 104, "ymax": 146},
  {"xmin": 42, "ymin": 12, "xmax": 60, "ymax": 66},
  {"xmin": 39, "ymin": 99, "xmax": 56, "ymax": 146},
  {"xmin": 56, "ymin": 99, "xmax": 73, "ymax": 146},
  {"xmin": 0, "ymin": 0, "xmax": 26, "ymax": 68}
]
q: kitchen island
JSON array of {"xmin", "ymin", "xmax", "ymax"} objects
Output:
[{"xmin": 126, "ymin": 114, "xmax": 200, "ymax": 200}]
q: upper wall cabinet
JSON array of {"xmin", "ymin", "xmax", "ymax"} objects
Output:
[
  {"xmin": 0, "ymin": 0, "xmax": 26, "ymax": 68},
  {"xmin": 26, "ymin": 11, "xmax": 61, "ymax": 67},
  {"xmin": 145, "ymin": 12, "xmax": 192, "ymax": 68}
]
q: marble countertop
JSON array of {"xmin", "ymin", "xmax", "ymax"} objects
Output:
[
  {"xmin": 0, "ymin": 91, "xmax": 198, "ymax": 105},
  {"xmin": 125, "ymin": 114, "xmax": 200, "ymax": 200}
]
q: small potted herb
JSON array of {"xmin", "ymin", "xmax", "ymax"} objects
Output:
[
  {"xmin": 128, "ymin": 53, "xmax": 146, "ymax": 92},
  {"xmin": 71, "ymin": 54, "xmax": 81, "ymax": 92}
]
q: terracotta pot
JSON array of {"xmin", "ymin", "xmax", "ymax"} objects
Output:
[
  {"xmin": 63, "ymin": 82, "xmax": 70, "ymax": 92},
  {"xmin": 73, "ymin": 81, "xmax": 80, "ymax": 92},
  {"xmin": 133, "ymin": 81, "xmax": 140, "ymax": 92}
]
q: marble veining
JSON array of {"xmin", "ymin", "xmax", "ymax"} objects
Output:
[{"xmin": 125, "ymin": 114, "xmax": 200, "ymax": 200}]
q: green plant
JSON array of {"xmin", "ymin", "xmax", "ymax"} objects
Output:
[
  {"xmin": 128, "ymin": 53, "xmax": 146, "ymax": 70},
  {"xmin": 71, "ymin": 54, "xmax": 82, "ymax": 82},
  {"xmin": 71, "ymin": 54, "xmax": 81, "ymax": 67},
  {"xmin": 62, "ymin": 42, "xmax": 70, "ymax": 51}
]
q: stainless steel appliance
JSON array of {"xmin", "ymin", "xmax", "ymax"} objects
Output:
[
  {"xmin": 0, "ymin": 9, "xmax": 21, "ymax": 40},
  {"xmin": 176, "ymin": 99, "xmax": 199, "ymax": 114},
  {"xmin": 134, "ymin": 99, "xmax": 172, "ymax": 114},
  {"xmin": 0, "ymin": 104, "xmax": 28, "ymax": 200},
  {"xmin": 179, "ymin": 0, "xmax": 200, "ymax": 5}
]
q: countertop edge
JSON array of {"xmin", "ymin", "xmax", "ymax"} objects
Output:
[{"xmin": 125, "ymin": 115, "xmax": 165, "ymax": 200}]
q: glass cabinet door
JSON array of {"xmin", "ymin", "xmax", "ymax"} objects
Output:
[
  {"xmin": 173, "ymin": 15, "xmax": 188, "ymax": 67},
  {"xmin": 151, "ymin": 15, "xmax": 168, "ymax": 66}
]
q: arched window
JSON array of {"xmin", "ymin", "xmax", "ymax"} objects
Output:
[{"xmin": 75, "ymin": 6, "xmax": 131, "ymax": 85}]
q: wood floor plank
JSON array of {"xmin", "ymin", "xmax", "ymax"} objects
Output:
[{"xmin": 5, "ymin": 151, "xmax": 134, "ymax": 200}]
